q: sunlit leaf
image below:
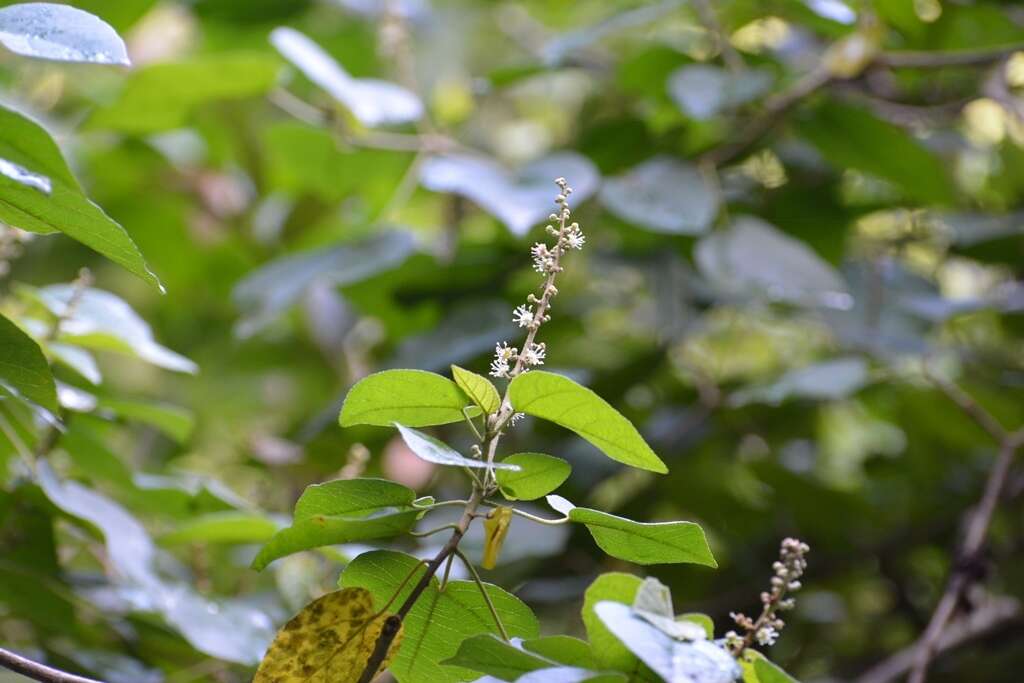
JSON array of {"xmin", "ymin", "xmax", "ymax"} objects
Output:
[
  {"xmin": 254, "ymin": 587, "xmax": 403, "ymax": 683},
  {"xmin": 340, "ymin": 550, "xmax": 539, "ymax": 683},
  {"xmin": 569, "ymin": 508, "xmax": 716, "ymax": 567},
  {"xmin": 395, "ymin": 423, "xmax": 518, "ymax": 471},
  {"xmin": 0, "ymin": 2, "xmax": 129, "ymax": 64},
  {"xmin": 595, "ymin": 601, "xmax": 739, "ymax": 683},
  {"xmin": 581, "ymin": 573, "xmax": 644, "ymax": 673},
  {"xmin": 452, "ymin": 364, "xmax": 501, "ymax": 414},
  {"xmin": 420, "ymin": 153, "xmax": 600, "ymax": 236},
  {"xmin": 340, "ymin": 369, "xmax": 478, "ymax": 428},
  {"xmin": 509, "ymin": 371, "xmax": 667, "ymax": 474},
  {"xmin": 496, "ymin": 453, "xmax": 571, "ymax": 501},
  {"xmin": 0, "ymin": 312, "xmax": 58, "ymax": 413},
  {"xmin": 252, "ymin": 478, "xmax": 419, "ymax": 570},
  {"xmin": 33, "ymin": 285, "xmax": 196, "ymax": 373},
  {"xmin": 601, "ymin": 156, "xmax": 718, "ymax": 235},
  {"xmin": 271, "ymin": 27, "xmax": 423, "ymax": 127},
  {"xmin": 0, "ymin": 106, "xmax": 158, "ymax": 287}
]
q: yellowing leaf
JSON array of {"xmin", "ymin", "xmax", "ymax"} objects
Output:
[
  {"xmin": 482, "ymin": 505, "xmax": 513, "ymax": 570},
  {"xmin": 254, "ymin": 587, "xmax": 403, "ymax": 683}
]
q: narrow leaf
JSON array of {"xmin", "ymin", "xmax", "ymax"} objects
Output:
[
  {"xmin": 0, "ymin": 106, "xmax": 159, "ymax": 287},
  {"xmin": 569, "ymin": 508, "xmax": 716, "ymax": 567},
  {"xmin": 452, "ymin": 364, "xmax": 501, "ymax": 414},
  {"xmin": 509, "ymin": 371, "xmax": 667, "ymax": 474},
  {"xmin": 0, "ymin": 312, "xmax": 58, "ymax": 413},
  {"xmin": 395, "ymin": 423, "xmax": 519, "ymax": 470},
  {"xmin": 340, "ymin": 369, "xmax": 478, "ymax": 428},
  {"xmin": 252, "ymin": 478, "xmax": 418, "ymax": 570},
  {"xmin": 496, "ymin": 453, "xmax": 571, "ymax": 500}
]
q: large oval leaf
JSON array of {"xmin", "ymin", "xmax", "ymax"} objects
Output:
[
  {"xmin": 252, "ymin": 478, "xmax": 418, "ymax": 570},
  {"xmin": 0, "ymin": 312, "xmax": 58, "ymax": 413},
  {"xmin": 340, "ymin": 369, "xmax": 477, "ymax": 428},
  {"xmin": 340, "ymin": 550, "xmax": 539, "ymax": 683},
  {"xmin": 569, "ymin": 508, "xmax": 716, "ymax": 567},
  {"xmin": 255, "ymin": 587, "xmax": 403, "ymax": 683},
  {"xmin": 451, "ymin": 364, "xmax": 501, "ymax": 414},
  {"xmin": 0, "ymin": 2, "xmax": 129, "ymax": 65},
  {"xmin": 508, "ymin": 371, "xmax": 667, "ymax": 474},
  {"xmin": 0, "ymin": 106, "xmax": 159, "ymax": 288}
]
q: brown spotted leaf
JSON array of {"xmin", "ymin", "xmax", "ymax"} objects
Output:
[{"xmin": 254, "ymin": 587, "xmax": 403, "ymax": 682}]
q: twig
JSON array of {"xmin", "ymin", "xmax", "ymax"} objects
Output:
[
  {"xmin": 0, "ymin": 648, "xmax": 104, "ymax": 683},
  {"xmin": 903, "ymin": 370, "xmax": 1024, "ymax": 683},
  {"xmin": 876, "ymin": 43, "xmax": 1024, "ymax": 69},
  {"xmin": 691, "ymin": 0, "xmax": 743, "ymax": 72},
  {"xmin": 854, "ymin": 595, "xmax": 1022, "ymax": 683}
]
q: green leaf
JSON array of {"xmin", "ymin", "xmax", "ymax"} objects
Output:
[
  {"xmin": 160, "ymin": 512, "xmax": 280, "ymax": 545},
  {"xmin": 508, "ymin": 371, "xmax": 667, "ymax": 474},
  {"xmin": 88, "ymin": 52, "xmax": 280, "ymax": 134},
  {"xmin": 522, "ymin": 636, "xmax": 597, "ymax": 669},
  {"xmin": 340, "ymin": 369, "xmax": 478, "ymax": 428},
  {"xmin": 569, "ymin": 508, "xmax": 716, "ymax": 567},
  {"xmin": 0, "ymin": 3, "xmax": 129, "ymax": 65},
  {"xmin": 581, "ymin": 573, "xmax": 645, "ymax": 673},
  {"xmin": 395, "ymin": 423, "xmax": 519, "ymax": 470},
  {"xmin": 0, "ymin": 106, "xmax": 159, "ymax": 287},
  {"xmin": 601, "ymin": 156, "xmax": 718, "ymax": 235},
  {"xmin": 252, "ymin": 478, "xmax": 418, "ymax": 570},
  {"xmin": 496, "ymin": 453, "xmax": 571, "ymax": 500},
  {"xmin": 96, "ymin": 396, "xmax": 194, "ymax": 443},
  {"xmin": 32, "ymin": 285, "xmax": 196, "ymax": 373},
  {"xmin": 0, "ymin": 312, "xmax": 58, "ymax": 413},
  {"xmin": 339, "ymin": 550, "xmax": 539, "ymax": 683},
  {"xmin": 678, "ymin": 613, "xmax": 715, "ymax": 640},
  {"xmin": 797, "ymin": 100, "xmax": 955, "ymax": 205},
  {"xmin": 451, "ymin": 364, "xmax": 501, "ymax": 414},
  {"xmin": 443, "ymin": 634, "xmax": 555, "ymax": 680},
  {"xmin": 753, "ymin": 656, "xmax": 800, "ymax": 683}
]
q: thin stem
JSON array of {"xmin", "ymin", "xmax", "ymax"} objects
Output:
[
  {"xmin": 439, "ymin": 552, "xmax": 456, "ymax": 589},
  {"xmin": 483, "ymin": 503, "xmax": 568, "ymax": 526},
  {"xmin": 408, "ymin": 523, "xmax": 460, "ymax": 538},
  {"xmin": 415, "ymin": 499, "xmax": 470, "ymax": 510},
  {"xmin": 453, "ymin": 548, "xmax": 509, "ymax": 641},
  {"xmin": 0, "ymin": 648, "xmax": 102, "ymax": 683},
  {"xmin": 462, "ymin": 406, "xmax": 485, "ymax": 442}
]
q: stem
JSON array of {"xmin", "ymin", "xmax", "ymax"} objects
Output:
[
  {"xmin": 408, "ymin": 523, "xmax": 460, "ymax": 538},
  {"xmin": 454, "ymin": 548, "xmax": 509, "ymax": 640},
  {"xmin": 356, "ymin": 486, "xmax": 486, "ymax": 683},
  {"xmin": 0, "ymin": 648, "xmax": 103, "ymax": 683}
]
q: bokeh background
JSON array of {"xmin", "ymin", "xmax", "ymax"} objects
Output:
[{"xmin": 3, "ymin": 0, "xmax": 1024, "ymax": 681}]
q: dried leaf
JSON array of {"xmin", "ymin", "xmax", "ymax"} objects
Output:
[{"xmin": 482, "ymin": 506, "xmax": 513, "ymax": 570}]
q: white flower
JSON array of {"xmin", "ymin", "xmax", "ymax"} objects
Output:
[
  {"xmin": 531, "ymin": 243, "xmax": 556, "ymax": 273},
  {"xmin": 510, "ymin": 412, "xmax": 526, "ymax": 426},
  {"xmin": 513, "ymin": 304, "xmax": 534, "ymax": 328},
  {"xmin": 755, "ymin": 626, "xmax": 779, "ymax": 646},
  {"xmin": 490, "ymin": 358, "xmax": 510, "ymax": 378},
  {"xmin": 520, "ymin": 342, "xmax": 546, "ymax": 366},
  {"xmin": 564, "ymin": 225, "xmax": 585, "ymax": 250}
]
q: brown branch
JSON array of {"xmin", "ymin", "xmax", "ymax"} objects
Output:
[
  {"xmin": 356, "ymin": 488, "xmax": 484, "ymax": 683},
  {"xmin": 0, "ymin": 648, "xmax": 104, "ymax": 683},
  {"xmin": 902, "ymin": 371, "xmax": 1024, "ymax": 683},
  {"xmin": 855, "ymin": 595, "xmax": 1022, "ymax": 683}
]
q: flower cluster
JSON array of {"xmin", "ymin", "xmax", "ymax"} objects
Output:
[
  {"xmin": 725, "ymin": 537, "xmax": 809, "ymax": 654},
  {"xmin": 489, "ymin": 177, "xmax": 585, "ymax": 380}
]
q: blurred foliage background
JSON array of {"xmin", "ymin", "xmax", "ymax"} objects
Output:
[{"xmin": 3, "ymin": 0, "xmax": 1024, "ymax": 681}]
